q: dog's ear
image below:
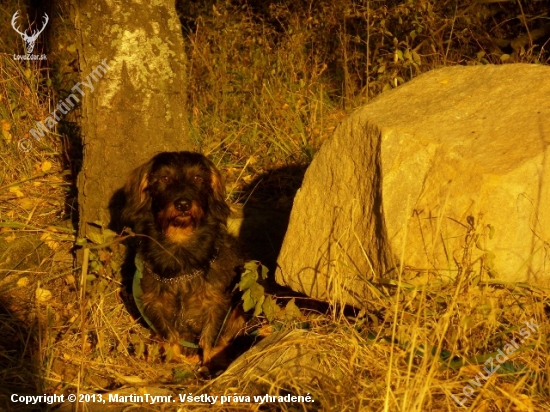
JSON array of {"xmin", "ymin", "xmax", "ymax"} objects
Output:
[
  {"xmin": 206, "ymin": 159, "xmax": 230, "ymax": 224},
  {"xmin": 122, "ymin": 159, "xmax": 153, "ymax": 226}
]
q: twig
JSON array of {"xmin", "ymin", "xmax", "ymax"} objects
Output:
[
  {"xmin": 77, "ymin": 247, "xmax": 90, "ymax": 412},
  {"xmin": 81, "ymin": 234, "xmax": 133, "ymax": 250},
  {"xmin": 444, "ymin": 2, "xmax": 458, "ymax": 65},
  {"xmin": 0, "ymin": 172, "xmax": 52, "ymax": 192},
  {"xmin": 0, "ymin": 221, "xmax": 76, "ymax": 234},
  {"xmin": 516, "ymin": 0, "xmax": 533, "ymax": 48}
]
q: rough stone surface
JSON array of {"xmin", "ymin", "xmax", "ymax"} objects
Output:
[
  {"xmin": 211, "ymin": 330, "xmax": 324, "ymax": 393},
  {"xmin": 276, "ymin": 64, "xmax": 550, "ymax": 306}
]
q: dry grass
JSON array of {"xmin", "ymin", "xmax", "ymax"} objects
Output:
[{"xmin": 1, "ymin": 0, "xmax": 549, "ymax": 411}]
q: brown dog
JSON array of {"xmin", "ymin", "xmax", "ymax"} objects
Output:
[{"xmin": 122, "ymin": 151, "xmax": 245, "ymax": 369}]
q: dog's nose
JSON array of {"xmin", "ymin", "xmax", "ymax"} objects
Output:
[{"xmin": 174, "ymin": 198, "xmax": 192, "ymax": 212}]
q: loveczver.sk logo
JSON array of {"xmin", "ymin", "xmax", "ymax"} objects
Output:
[{"xmin": 11, "ymin": 10, "xmax": 48, "ymax": 60}]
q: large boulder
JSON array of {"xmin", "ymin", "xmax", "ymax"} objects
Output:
[{"xmin": 276, "ymin": 64, "xmax": 550, "ymax": 307}]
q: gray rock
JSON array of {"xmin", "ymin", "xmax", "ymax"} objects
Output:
[
  {"xmin": 211, "ymin": 329, "xmax": 324, "ymax": 392},
  {"xmin": 276, "ymin": 64, "xmax": 550, "ymax": 306}
]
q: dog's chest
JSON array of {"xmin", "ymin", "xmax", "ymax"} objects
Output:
[{"xmin": 141, "ymin": 276, "xmax": 220, "ymax": 334}]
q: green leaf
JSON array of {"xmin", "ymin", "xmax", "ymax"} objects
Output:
[
  {"xmin": 238, "ymin": 270, "xmax": 258, "ymax": 291},
  {"xmin": 253, "ymin": 295, "xmax": 265, "ymax": 317},
  {"xmin": 242, "ymin": 289, "xmax": 254, "ymax": 312},
  {"xmin": 262, "ymin": 296, "xmax": 280, "ymax": 322},
  {"xmin": 260, "ymin": 264, "xmax": 269, "ymax": 280},
  {"xmin": 173, "ymin": 367, "xmax": 193, "ymax": 383},
  {"xmin": 165, "ymin": 345, "xmax": 174, "ymax": 362},
  {"xmin": 149, "ymin": 343, "xmax": 159, "ymax": 362},
  {"xmin": 136, "ymin": 339, "xmax": 145, "ymax": 358},
  {"xmin": 97, "ymin": 279, "xmax": 109, "ymax": 294},
  {"xmin": 87, "ymin": 231, "xmax": 104, "ymax": 245},
  {"xmin": 250, "ymin": 282, "xmax": 265, "ymax": 301},
  {"xmin": 103, "ymin": 229, "xmax": 118, "ymax": 243},
  {"xmin": 89, "ymin": 260, "xmax": 101, "ymax": 273},
  {"xmin": 180, "ymin": 340, "xmax": 199, "ymax": 349},
  {"xmin": 395, "ymin": 49, "xmax": 403, "ymax": 61},
  {"xmin": 110, "ymin": 259, "xmax": 121, "ymax": 273},
  {"xmin": 285, "ymin": 298, "xmax": 302, "ymax": 320},
  {"xmin": 244, "ymin": 260, "xmax": 259, "ymax": 272}
]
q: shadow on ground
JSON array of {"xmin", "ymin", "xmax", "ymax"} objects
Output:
[
  {"xmin": 232, "ymin": 163, "xmax": 308, "ymax": 278},
  {"xmin": 0, "ymin": 235, "xmax": 54, "ymax": 411}
]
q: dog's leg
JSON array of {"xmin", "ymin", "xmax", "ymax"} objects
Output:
[
  {"xmin": 207, "ymin": 307, "xmax": 246, "ymax": 365},
  {"xmin": 141, "ymin": 292, "xmax": 181, "ymax": 342},
  {"xmin": 198, "ymin": 294, "xmax": 232, "ymax": 366},
  {"xmin": 200, "ymin": 304, "xmax": 245, "ymax": 369}
]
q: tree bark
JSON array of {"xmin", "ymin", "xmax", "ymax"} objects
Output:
[{"xmin": 72, "ymin": 0, "xmax": 190, "ymax": 239}]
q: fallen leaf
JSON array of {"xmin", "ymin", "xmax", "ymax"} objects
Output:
[
  {"xmin": 19, "ymin": 198, "xmax": 35, "ymax": 210},
  {"xmin": 41, "ymin": 161, "xmax": 52, "ymax": 172},
  {"xmin": 1, "ymin": 119, "xmax": 11, "ymax": 131},
  {"xmin": 65, "ymin": 274, "xmax": 76, "ymax": 287},
  {"xmin": 9, "ymin": 187, "xmax": 24, "ymax": 197},
  {"xmin": 36, "ymin": 287, "xmax": 52, "ymax": 302},
  {"xmin": 17, "ymin": 277, "xmax": 30, "ymax": 287},
  {"xmin": 2, "ymin": 129, "xmax": 12, "ymax": 143}
]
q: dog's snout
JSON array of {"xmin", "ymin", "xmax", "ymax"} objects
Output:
[{"xmin": 174, "ymin": 198, "xmax": 192, "ymax": 212}]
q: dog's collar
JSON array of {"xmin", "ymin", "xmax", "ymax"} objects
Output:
[
  {"xmin": 141, "ymin": 249, "xmax": 219, "ymax": 284},
  {"xmin": 144, "ymin": 262, "xmax": 204, "ymax": 284}
]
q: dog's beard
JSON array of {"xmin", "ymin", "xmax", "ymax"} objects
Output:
[
  {"xmin": 171, "ymin": 214, "xmax": 194, "ymax": 228},
  {"xmin": 156, "ymin": 201, "xmax": 205, "ymax": 244}
]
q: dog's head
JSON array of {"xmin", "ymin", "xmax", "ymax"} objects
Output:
[{"xmin": 122, "ymin": 151, "xmax": 230, "ymax": 242}]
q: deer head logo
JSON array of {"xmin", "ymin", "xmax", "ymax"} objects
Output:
[{"xmin": 11, "ymin": 11, "xmax": 49, "ymax": 55}]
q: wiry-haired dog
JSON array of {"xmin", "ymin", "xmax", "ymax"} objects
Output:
[{"xmin": 122, "ymin": 151, "xmax": 245, "ymax": 369}]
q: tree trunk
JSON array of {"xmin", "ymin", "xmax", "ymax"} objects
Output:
[{"xmin": 72, "ymin": 0, "xmax": 190, "ymax": 239}]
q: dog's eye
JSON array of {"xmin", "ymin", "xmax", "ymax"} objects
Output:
[
  {"xmin": 160, "ymin": 176, "xmax": 170, "ymax": 183},
  {"xmin": 193, "ymin": 175, "xmax": 203, "ymax": 183}
]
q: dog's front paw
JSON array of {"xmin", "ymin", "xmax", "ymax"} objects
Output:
[{"xmin": 166, "ymin": 342, "xmax": 200, "ymax": 364}]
